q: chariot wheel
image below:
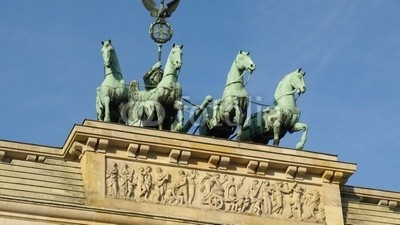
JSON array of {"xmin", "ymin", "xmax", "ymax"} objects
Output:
[{"xmin": 210, "ymin": 195, "xmax": 224, "ymax": 209}]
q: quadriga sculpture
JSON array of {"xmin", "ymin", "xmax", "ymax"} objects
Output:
[
  {"xmin": 199, "ymin": 51, "xmax": 256, "ymax": 140},
  {"xmin": 96, "ymin": 40, "xmax": 127, "ymax": 122},
  {"xmin": 242, "ymin": 68, "xmax": 308, "ymax": 149},
  {"xmin": 126, "ymin": 44, "xmax": 184, "ymax": 132}
]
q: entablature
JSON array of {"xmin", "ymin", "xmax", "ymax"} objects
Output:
[{"xmin": 67, "ymin": 120, "xmax": 356, "ymax": 185}]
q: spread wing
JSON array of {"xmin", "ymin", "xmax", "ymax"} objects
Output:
[
  {"xmin": 165, "ymin": 0, "xmax": 180, "ymax": 17},
  {"xmin": 142, "ymin": 0, "xmax": 159, "ymax": 17}
]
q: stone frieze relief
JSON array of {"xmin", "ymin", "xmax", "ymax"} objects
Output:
[{"xmin": 105, "ymin": 159, "xmax": 325, "ymax": 223}]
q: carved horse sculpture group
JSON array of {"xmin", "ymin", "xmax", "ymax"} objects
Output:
[
  {"xmin": 96, "ymin": 40, "xmax": 127, "ymax": 123},
  {"xmin": 199, "ymin": 51, "xmax": 256, "ymax": 140},
  {"xmin": 96, "ymin": 40, "xmax": 184, "ymax": 132},
  {"xmin": 126, "ymin": 44, "xmax": 184, "ymax": 132},
  {"xmin": 242, "ymin": 68, "xmax": 308, "ymax": 149},
  {"xmin": 96, "ymin": 40, "xmax": 308, "ymax": 150}
]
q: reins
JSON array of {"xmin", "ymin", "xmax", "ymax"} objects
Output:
[{"xmin": 274, "ymin": 89, "xmax": 299, "ymax": 102}]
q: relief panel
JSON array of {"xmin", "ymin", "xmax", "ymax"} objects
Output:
[{"xmin": 105, "ymin": 158, "xmax": 326, "ymax": 223}]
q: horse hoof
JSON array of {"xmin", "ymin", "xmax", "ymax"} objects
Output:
[
  {"xmin": 172, "ymin": 124, "xmax": 184, "ymax": 132},
  {"xmin": 273, "ymin": 140, "xmax": 279, "ymax": 146},
  {"xmin": 295, "ymin": 143, "xmax": 304, "ymax": 150}
]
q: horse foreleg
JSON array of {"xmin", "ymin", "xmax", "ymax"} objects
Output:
[
  {"xmin": 96, "ymin": 88, "xmax": 104, "ymax": 121},
  {"xmin": 272, "ymin": 119, "xmax": 281, "ymax": 146},
  {"xmin": 236, "ymin": 125, "xmax": 243, "ymax": 141},
  {"xmin": 172, "ymin": 100, "xmax": 184, "ymax": 132},
  {"xmin": 290, "ymin": 122, "xmax": 308, "ymax": 150},
  {"xmin": 154, "ymin": 102, "xmax": 163, "ymax": 130},
  {"xmin": 103, "ymin": 96, "xmax": 111, "ymax": 122}
]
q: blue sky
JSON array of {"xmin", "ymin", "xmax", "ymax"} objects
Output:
[{"xmin": 1, "ymin": 1, "xmax": 400, "ymax": 192}]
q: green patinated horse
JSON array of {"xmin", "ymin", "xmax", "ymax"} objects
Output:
[
  {"xmin": 242, "ymin": 68, "xmax": 308, "ymax": 149},
  {"xmin": 126, "ymin": 44, "xmax": 184, "ymax": 132},
  {"xmin": 199, "ymin": 51, "xmax": 256, "ymax": 140},
  {"xmin": 96, "ymin": 40, "xmax": 127, "ymax": 122}
]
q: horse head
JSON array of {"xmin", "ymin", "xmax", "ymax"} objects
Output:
[
  {"xmin": 235, "ymin": 51, "xmax": 256, "ymax": 73},
  {"xmin": 274, "ymin": 68, "xmax": 306, "ymax": 106},
  {"xmin": 101, "ymin": 39, "xmax": 114, "ymax": 68},
  {"xmin": 97, "ymin": 39, "xmax": 126, "ymax": 123},
  {"xmin": 289, "ymin": 68, "xmax": 306, "ymax": 95},
  {"xmin": 168, "ymin": 44, "xmax": 183, "ymax": 70}
]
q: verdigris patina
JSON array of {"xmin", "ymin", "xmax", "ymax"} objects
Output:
[
  {"xmin": 242, "ymin": 68, "xmax": 308, "ymax": 149},
  {"xmin": 142, "ymin": 0, "xmax": 180, "ymax": 19},
  {"xmin": 96, "ymin": 40, "xmax": 127, "ymax": 123},
  {"xmin": 143, "ymin": 61, "xmax": 163, "ymax": 91},
  {"xmin": 125, "ymin": 44, "xmax": 184, "ymax": 132},
  {"xmin": 142, "ymin": 0, "xmax": 180, "ymax": 44},
  {"xmin": 199, "ymin": 51, "xmax": 256, "ymax": 140}
]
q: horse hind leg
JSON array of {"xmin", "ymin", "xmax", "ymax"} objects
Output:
[
  {"xmin": 236, "ymin": 124, "xmax": 244, "ymax": 141},
  {"xmin": 235, "ymin": 98, "xmax": 247, "ymax": 125},
  {"xmin": 96, "ymin": 99, "xmax": 104, "ymax": 121},
  {"xmin": 235, "ymin": 111, "xmax": 247, "ymax": 141},
  {"xmin": 153, "ymin": 102, "xmax": 163, "ymax": 130},
  {"xmin": 233, "ymin": 104, "xmax": 241, "ymax": 124},
  {"xmin": 208, "ymin": 99, "xmax": 221, "ymax": 128}
]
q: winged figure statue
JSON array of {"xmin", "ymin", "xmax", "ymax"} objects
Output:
[{"xmin": 142, "ymin": 0, "xmax": 180, "ymax": 19}]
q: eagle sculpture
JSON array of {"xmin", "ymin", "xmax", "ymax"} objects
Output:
[{"xmin": 142, "ymin": 0, "xmax": 180, "ymax": 19}]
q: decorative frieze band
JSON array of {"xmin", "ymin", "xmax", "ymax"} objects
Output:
[{"xmin": 105, "ymin": 158, "xmax": 326, "ymax": 223}]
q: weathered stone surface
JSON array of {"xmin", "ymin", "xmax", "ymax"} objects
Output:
[
  {"xmin": 74, "ymin": 120, "xmax": 355, "ymax": 224},
  {"xmin": 0, "ymin": 158, "xmax": 84, "ymax": 205},
  {"xmin": 0, "ymin": 120, "xmax": 398, "ymax": 225},
  {"xmin": 341, "ymin": 186, "xmax": 400, "ymax": 225}
]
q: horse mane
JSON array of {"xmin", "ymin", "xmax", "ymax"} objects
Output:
[
  {"xmin": 104, "ymin": 42, "xmax": 123, "ymax": 78},
  {"xmin": 163, "ymin": 44, "xmax": 182, "ymax": 77},
  {"xmin": 273, "ymin": 71, "xmax": 295, "ymax": 102}
]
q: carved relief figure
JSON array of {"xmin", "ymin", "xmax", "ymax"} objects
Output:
[
  {"xmin": 223, "ymin": 176, "xmax": 244, "ymax": 212},
  {"xmin": 271, "ymin": 181, "xmax": 291, "ymax": 215},
  {"xmin": 154, "ymin": 167, "xmax": 170, "ymax": 202},
  {"xmin": 200, "ymin": 173, "xmax": 228, "ymax": 210},
  {"xmin": 187, "ymin": 169, "xmax": 198, "ymax": 205},
  {"xmin": 127, "ymin": 169, "xmax": 137, "ymax": 198},
  {"xmin": 144, "ymin": 166, "xmax": 153, "ymax": 199},
  {"xmin": 288, "ymin": 183, "xmax": 304, "ymax": 219},
  {"xmin": 136, "ymin": 167, "xmax": 147, "ymax": 199},
  {"xmin": 302, "ymin": 189, "xmax": 323, "ymax": 221},
  {"xmin": 164, "ymin": 187, "xmax": 178, "ymax": 205},
  {"xmin": 119, "ymin": 163, "xmax": 131, "ymax": 198},
  {"xmin": 237, "ymin": 195, "xmax": 251, "ymax": 212},
  {"xmin": 200, "ymin": 173, "xmax": 225, "ymax": 205},
  {"xmin": 282, "ymin": 182, "xmax": 295, "ymax": 218},
  {"xmin": 106, "ymin": 162, "xmax": 119, "ymax": 197},
  {"xmin": 248, "ymin": 180, "xmax": 263, "ymax": 215},
  {"xmin": 261, "ymin": 181, "xmax": 273, "ymax": 216},
  {"xmin": 174, "ymin": 170, "xmax": 188, "ymax": 204}
]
